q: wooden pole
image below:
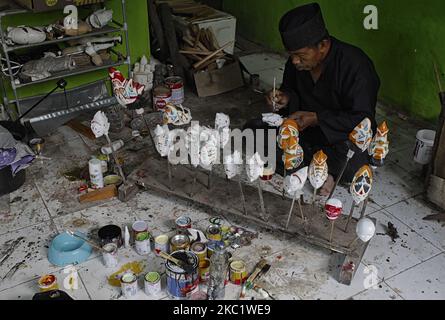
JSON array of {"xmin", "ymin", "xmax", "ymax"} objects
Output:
[
  {"xmin": 285, "ymin": 192, "xmax": 297, "ymax": 229},
  {"xmin": 238, "ymin": 176, "xmax": 248, "ymax": 215},
  {"xmin": 257, "ymin": 180, "xmax": 267, "ymax": 221},
  {"xmin": 329, "ymin": 220, "xmax": 335, "ymax": 245},
  {"xmin": 344, "ymin": 202, "xmax": 356, "ymax": 232},
  {"xmin": 192, "ymin": 41, "xmax": 233, "ymax": 69}
]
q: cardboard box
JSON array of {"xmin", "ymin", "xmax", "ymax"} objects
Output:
[
  {"xmin": 174, "ymin": 7, "xmax": 236, "ymax": 55},
  {"xmin": 14, "ymin": 0, "xmax": 104, "ymax": 12},
  {"xmin": 193, "ymin": 59, "xmax": 244, "ymax": 97}
]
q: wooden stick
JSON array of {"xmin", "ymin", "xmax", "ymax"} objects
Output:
[
  {"xmin": 194, "ymin": 28, "xmax": 202, "ymax": 48},
  {"xmin": 344, "ymin": 202, "xmax": 356, "ymax": 232},
  {"xmin": 359, "ymin": 198, "xmax": 369, "ymax": 219},
  {"xmin": 179, "ymin": 49, "xmax": 212, "ymax": 56},
  {"xmin": 238, "ymin": 176, "xmax": 248, "ymax": 215},
  {"xmin": 329, "ymin": 220, "xmax": 335, "ymax": 245},
  {"xmin": 282, "ymin": 167, "xmax": 286, "ymax": 199},
  {"xmin": 167, "ymin": 160, "xmax": 173, "ymax": 190},
  {"xmin": 66, "ymin": 230, "xmax": 107, "ymax": 252},
  {"xmin": 272, "ymin": 77, "xmax": 276, "ymax": 111},
  {"xmin": 285, "ymin": 192, "xmax": 297, "ymax": 229},
  {"xmin": 347, "ymin": 236, "xmax": 359, "ymax": 249},
  {"xmin": 298, "ymin": 198, "xmax": 305, "ymax": 220},
  {"xmin": 312, "ymin": 188, "xmax": 317, "ymax": 205},
  {"xmin": 193, "ymin": 41, "xmax": 233, "ymax": 69},
  {"xmin": 433, "ymin": 60, "xmax": 444, "ymax": 92},
  {"xmin": 257, "ymin": 179, "xmax": 267, "ymax": 221}
]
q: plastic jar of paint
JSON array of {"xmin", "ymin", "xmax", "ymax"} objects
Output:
[{"xmin": 38, "ymin": 274, "xmax": 59, "ymax": 292}]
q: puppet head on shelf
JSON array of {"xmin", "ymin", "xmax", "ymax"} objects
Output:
[{"xmin": 109, "ymin": 67, "xmax": 145, "ymax": 107}]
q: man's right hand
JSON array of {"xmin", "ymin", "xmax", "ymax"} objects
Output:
[{"xmin": 266, "ymin": 89, "xmax": 289, "ymax": 112}]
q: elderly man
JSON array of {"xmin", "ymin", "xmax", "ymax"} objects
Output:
[{"xmin": 245, "ymin": 2, "xmax": 380, "ymax": 195}]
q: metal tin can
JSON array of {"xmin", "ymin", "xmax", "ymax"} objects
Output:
[
  {"xmin": 98, "ymin": 225, "xmax": 123, "ymax": 248},
  {"xmin": 206, "ymin": 224, "xmax": 222, "ymax": 241},
  {"xmin": 198, "ymin": 258, "xmax": 211, "ymax": 283},
  {"xmin": 154, "ymin": 234, "xmax": 169, "ymax": 256},
  {"xmin": 89, "ymin": 158, "xmax": 104, "ymax": 189},
  {"xmin": 102, "ymin": 243, "xmax": 118, "ymax": 268},
  {"xmin": 170, "ymin": 234, "xmax": 190, "ymax": 252},
  {"xmin": 135, "ymin": 232, "xmax": 151, "ymax": 255},
  {"xmin": 153, "ymin": 85, "xmax": 171, "ymax": 111},
  {"xmin": 144, "ymin": 272, "xmax": 162, "ymax": 296},
  {"xmin": 38, "ymin": 274, "xmax": 58, "ymax": 292},
  {"xmin": 191, "ymin": 242, "xmax": 207, "ymax": 262},
  {"xmin": 229, "ymin": 260, "xmax": 248, "ymax": 285},
  {"xmin": 175, "ymin": 216, "xmax": 191, "ymax": 229},
  {"xmin": 165, "ymin": 250, "xmax": 199, "ymax": 300},
  {"xmin": 206, "ymin": 241, "xmax": 225, "ymax": 258},
  {"xmin": 132, "ymin": 221, "xmax": 149, "ymax": 239},
  {"xmin": 120, "ymin": 272, "xmax": 138, "ymax": 298},
  {"xmin": 165, "ymin": 76, "xmax": 184, "ymax": 105}
]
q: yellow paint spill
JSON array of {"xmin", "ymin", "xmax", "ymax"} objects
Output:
[{"xmin": 108, "ymin": 261, "xmax": 145, "ymax": 287}]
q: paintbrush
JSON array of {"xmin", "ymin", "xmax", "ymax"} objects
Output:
[
  {"xmin": 240, "ymin": 259, "xmax": 268, "ymax": 298},
  {"xmin": 159, "ymin": 251, "xmax": 195, "ymax": 274},
  {"xmin": 66, "ymin": 230, "xmax": 107, "ymax": 253}
]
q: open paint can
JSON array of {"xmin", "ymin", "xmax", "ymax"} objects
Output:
[
  {"xmin": 98, "ymin": 225, "xmax": 123, "ymax": 248},
  {"xmin": 120, "ymin": 272, "xmax": 138, "ymax": 298},
  {"xmin": 229, "ymin": 260, "xmax": 248, "ymax": 285},
  {"xmin": 135, "ymin": 232, "xmax": 150, "ymax": 255},
  {"xmin": 206, "ymin": 224, "xmax": 222, "ymax": 241},
  {"xmin": 170, "ymin": 234, "xmax": 190, "ymax": 252},
  {"xmin": 153, "ymin": 85, "xmax": 171, "ymax": 111},
  {"xmin": 198, "ymin": 258, "xmax": 211, "ymax": 283},
  {"xmin": 165, "ymin": 76, "xmax": 184, "ymax": 105},
  {"xmin": 154, "ymin": 234, "xmax": 169, "ymax": 256},
  {"xmin": 144, "ymin": 272, "xmax": 162, "ymax": 296},
  {"xmin": 175, "ymin": 216, "xmax": 191, "ymax": 229},
  {"xmin": 191, "ymin": 242, "xmax": 207, "ymax": 262},
  {"xmin": 132, "ymin": 221, "xmax": 149, "ymax": 239},
  {"xmin": 38, "ymin": 274, "xmax": 58, "ymax": 292},
  {"xmin": 165, "ymin": 250, "xmax": 199, "ymax": 300},
  {"xmin": 102, "ymin": 243, "xmax": 118, "ymax": 268}
]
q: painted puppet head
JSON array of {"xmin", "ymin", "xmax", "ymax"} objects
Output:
[
  {"xmin": 309, "ymin": 150, "xmax": 328, "ymax": 189},
  {"xmin": 284, "ymin": 166, "xmax": 308, "ymax": 196},
  {"xmin": 282, "ymin": 144, "xmax": 304, "ymax": 170},
  {"xmin": 350, "ymin": 165, "xmax": 373, "ymax": 204},
  {"xmin": 325, "ymin": 198, "xmax": 343, "ymax": 221},
  {"xmin": 368, "ymin": 121, "xmax": 389, "ymax": 167},
  {"xmin": 349, "ymin": 118, "xmax": 373, "ymax": 152}
]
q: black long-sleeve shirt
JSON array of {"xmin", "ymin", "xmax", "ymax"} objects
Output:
[{"xmin": 280, "ymin": 36, "xmax": 380, "ymax": 145}]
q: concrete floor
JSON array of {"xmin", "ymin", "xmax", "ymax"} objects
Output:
[{"xmin": 0, "ymin": 52, "xmax": 444, "ymax": 300}]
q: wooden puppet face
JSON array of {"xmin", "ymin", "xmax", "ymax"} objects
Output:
[
  {"xmin": 369, "ymin": 121, "xmax": 389, "ymax": 163},
  {"xmin": 283, "ymin": 145, "xmax": 304, "ymax": 170},
  {"xmin": 350, "ymin": 165, "xmax": 373, "ymax": 204},
  {"xmin": 349, "ymin": 118, "xmax": 373, "ymax": 152},
  {"xmin": 278, "ymin": 119, "xmax": 300, "ymax": 152},
  {"xmin": 325, "ymin": 198, "xmax": 343, "ymax": 220},
  {"xmin": 309, "ymin": 150, "xmax": 328, "ymax": 189},
  {"xmin": 284, "ymin": 166, "xmax": 308, "ymax": 195}
]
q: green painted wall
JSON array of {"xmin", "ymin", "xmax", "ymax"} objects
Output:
[
  {"xmin": 1, "ymin": 0, "xmax": 150, "ymax": 111},
  {"xmin": 223, "ymin": 0, "xmax": 445, "ymax": 121}
]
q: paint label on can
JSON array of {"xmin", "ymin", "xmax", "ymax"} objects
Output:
[
  {"xmin": 206, "ymin": 225, "xmax": 222, "ymax": 241},
  {"xmin": 154, "ymin": 234, "xmax": 169, "ymax": 256},
  {"xmin": 153, "ymin": 85, "xmax": 171, "ymax": 111},
  {"xmin": 229, "ymin": 260, "xmax": 248, "ymax": 285},
  {"xmin": 135, "ymin": 238, "xmax": 150, "ymax": 255},
  {"xmin": 165, "ymin": 76, "xmax": 184, "ymax": 105}
]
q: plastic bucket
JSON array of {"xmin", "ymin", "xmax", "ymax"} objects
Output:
[{"xmin": 413, "ymin": 129, "xmax": 436, "ymax": 165}]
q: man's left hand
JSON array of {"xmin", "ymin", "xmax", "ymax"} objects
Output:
[{"xmin": 289, "ymin": 111, "xmax": 318, "ymax": 131}]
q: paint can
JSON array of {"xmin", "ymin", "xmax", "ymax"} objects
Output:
[
  {"xmin": 89, "ymin": 158, "xmax": 104, "ymax": 189},
  {"xmin": 153, "ymin": 85, "xmax": 171, "ymax": 111},
  {"xmin": 134, "ymin": 232, "xmax": 151, "ymax": 255},
  {"xmin": 165, "ymin": 76, "xmax": 184, "ymax": 105},
  {"xmin": 38, "ymin": 274, "xmax": 58, "ymax": 292},
  {"xmin": 144, "ymin": 272, "xmax": 162, "ymax": 296},
  {"xmin": 154, "ymin": 234, "xmax": 169, "ymax": 256},
  {"xmin": 120, "ymin": 272, "xmax": 138, "ymax": 298},
  {"xmin": 102, "ymin": 243, "xmax": 118, "ymax": 268},
  {"xmin": 98, "ymin": 225, "xmax": 123, "ymax": 248},
  {"xmin": 170, "ymin": 234, "xmax": 190, "ymax": 253},
  {"xmin": 132, "ymin": 220, "xmax": 149, "ymax": 239},
  {"xmin": 206, "ymin": 224, "xmax": 222, "ymax": 241},
  {"xmin": 165, "ymin": 250, "xmax": 199, "ymax": 300},
  {"xmin": 206, "ymin": 240, "xmax": 225, "ymax": 258},
  {"xmin": 229, "ymin": 260, "xmax": 248, "ymax": 285},
  {"xmin": 191, "ymin": 242, "xmax": 207, "ymax": 262},
  {"xmin": 198, "ymin": 258, "xmax": 211, "ymax": 283},
  {"xmin": 175, "ymin": 216, "xmax": 191, "ymax": 230}
]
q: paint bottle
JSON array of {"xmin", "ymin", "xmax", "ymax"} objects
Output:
[
  {"xmin": 120, "ymin": 272, "xmax": 138, "ymax": 299},
  {"xmin": 89, "ymin": 158, "xmax": 104, "ymax": 189},
  {"xmin": 207, "ymin": 244, "xmax": 228, "ymax": 300},
  {"xmin": 102, "ymin": 243, "xmax": 118, "ymax": 268}
]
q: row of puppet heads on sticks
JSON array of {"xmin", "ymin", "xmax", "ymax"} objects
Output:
[
  {"xmin": 278, "ymin": 117, "xmax": 389, "ymax": 250},
  {"xmin": 150, "ymin": 113, "xmax": 388, "ymax": 251}
]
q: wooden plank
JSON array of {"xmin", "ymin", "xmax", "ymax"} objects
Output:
[
  {"xmin": 79, "ymin": 185, "xmax": 117, "ymax": 203},
  {"xmin": 66, "ymin": 119, "xmax": 95, "ymax": 140}
]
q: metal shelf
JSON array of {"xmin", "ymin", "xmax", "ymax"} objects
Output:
[
  {"xmin": 14, "ymin": 59, "xmax": 128, "ymax": 88},
  {"xmin": 4, "ymin": 25, "xmax": 122, "ymax": 52}
]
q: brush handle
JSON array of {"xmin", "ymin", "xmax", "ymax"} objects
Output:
[
  {"xmin": 159, "ymin": 251, "xmax": 182, "ymax": 265},
  {"xmin": 68, "ymin": 232, "xmax": 106, "ymax": 252}
]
